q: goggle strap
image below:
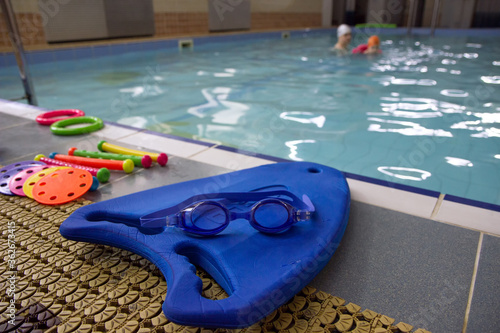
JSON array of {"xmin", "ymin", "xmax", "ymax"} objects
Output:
[{"xmin": 140, "ymin": 216, "xmax": 167, "ymax": 228}]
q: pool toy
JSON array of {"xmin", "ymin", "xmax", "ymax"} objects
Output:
[
  {"xmin": 49, "ymin": 152, "xmax": 134, "ymax": 173},
  {"xmin": 32, "ymin": 168, "xmax": 93, "ymax": 205},
  {"xmin": 9, "ymin": 165, "xmax": 52, "ymax": 196},
  {"xmin": 35, "ymin": 109, "xmax": 85, "ymax": 126},
  {"xmin": 35, "ymin": 154, "xmax": 110, "ymax": 183},
  {"xmin": 0, "ymin": 161, "xmax": 46, "ymax": 195},
  {"xmin": 60, "ymin": 162, "xmax": 350, "ymax": 328},
  {"xmin": 68, "ymin": 147, "xmax": 152, "ymax": 168},
  {"xmin": 98, "ymin": 140, "xmax": 168, "ymax": 166},
  {"xmin": 23, "ymin": 167, "xmax": 68, "ymax": 199},
  {"xmin": 50, "ymin": 116, "xmax": 104, "ymax": 136},
  {"xmin": 89, "ymin": 176, "xmax": 100, "ymax": 192}
]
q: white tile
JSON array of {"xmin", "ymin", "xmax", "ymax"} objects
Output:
[
  {"xmin": 117, "ymin": 132, "xmax": 209, "ymax": 158},
  {"xmin": 0, "ymin": 99, "xmax": 46, "ymax": 118},
  {"xmin": 434, "ymin": 200, "xmax": 500, "ymax": 236},
  {"xmin": 91, "ymin": 123, "xmax": 140, "ymax": 141},
  {"xmin": 190, "ymin": 147, "xmax": 275, "ymax": 170},
  {"xmin": 20, "ymin": 111, "xmax": 43, "ymax": 121},
  {"xmin": 347, "ymin": 178, "xmax": 439, "ymax": 218}
]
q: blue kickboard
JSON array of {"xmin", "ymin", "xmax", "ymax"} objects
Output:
[{"xmin": 60, "ymin": 161, "xmax": 350, "ymax": 328}]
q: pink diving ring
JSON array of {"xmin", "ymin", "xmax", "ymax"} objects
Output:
[{"xmin": 36, "ymin": 109, "xmax": 86, "ymax": 126}]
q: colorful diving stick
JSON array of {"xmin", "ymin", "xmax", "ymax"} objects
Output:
[
  {"xmin": 68, "ymin": 147, "xmax": 152, "ymax": 168},
  {"xmin": 49, "ymin": 152, "xmax": 134, "ymax": 173},
  {"xmin": 98, "ymin": 140, "xmax": 168, "ymax": 166},
  {"xmin": 35, "ymin": 154, "xmax": 110, "ymax": 183}
]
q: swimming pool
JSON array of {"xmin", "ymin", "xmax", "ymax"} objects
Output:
[{"xmin": 2, "ymin": 30, "xmax": 500, "ymax": 206}]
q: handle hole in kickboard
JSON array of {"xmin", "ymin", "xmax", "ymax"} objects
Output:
[{"xmin": 307, "ymin": 167, "xmax": 322, "ymax": 174}]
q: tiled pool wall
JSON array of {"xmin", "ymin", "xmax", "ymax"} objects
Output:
[{"xmin": 2, "ymin": 27, "xmax": 500, "ymax": 67}]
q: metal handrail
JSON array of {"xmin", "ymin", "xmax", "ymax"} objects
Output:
[
  {"xmin": 0, "ymin": 0, "xmax": 37, "ymax": 105},
  {"xmin": 430, "ymin": 0, "xmax": 441, "ymax": 36},
  {"xmin": 407, "ymin": 0, "xmax": 441, "ymax": 36},
  {"xmin": 407, "ymin": 0, "xmax": 417, "ymax": 35}
]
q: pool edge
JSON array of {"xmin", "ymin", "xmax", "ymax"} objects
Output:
[{"xmin": 1, "ymin": 99, "xmax": 499, "ymax": 236}]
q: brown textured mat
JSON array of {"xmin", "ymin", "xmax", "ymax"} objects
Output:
[{"xmin": 0, "ymin": 194, "xmax": 431, "ymax": 333}]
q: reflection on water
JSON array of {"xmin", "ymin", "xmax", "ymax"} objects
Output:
[
  {"xmin": 178, "ymin": 35, "xmax": 498, "ymax": 203},
  {"xmin": 440, "ymin": 89, "xmax": 469, "ymax": 97},
  {"xmin": 360, "ymin": 37, "xmax": 499, "ymax": 196},
  {"xmin": 187, "ymin": 87, "xmax": 249, "ymax": 125},
  {"xmin": 280, "ymin": 112, "xmax": 326, "ymax": 128},
  {"xmin": 481, "ymin": 76, "xmax": 500, "ymax": 84},
  {"xmin": 368, "ymin": 118, "xmax": 452, "ymax": 137},
  {"xmin": 445, "ymin": 157, "xmax": 473, "ymax": 167},
  {"xmin": 377, "ymin": 166, "xmax": 432, "ymax": 181},
  {"xmin": 286, "ymin": 140, "xmax": 316, "ymax": 161}
]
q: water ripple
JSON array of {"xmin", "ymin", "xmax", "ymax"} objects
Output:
[
  {"xmin": 481, "ymin": 76, "xmax": 500, "ymax": 84},
  {"xmin": 440, "ymin": 89, "xmax": 469, "ymax": 97},
  {"xmin": 377, "ymin": 166, "xmax": 432, "ymax": 181}
]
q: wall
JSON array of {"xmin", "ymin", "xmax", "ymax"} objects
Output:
[
  {"xmin": 153, "ymin": 0, "xmax": 323, "ymax": 36},
  {"xmin": 0, "ymin": 0, "xmax": 322, "ymax": 51},
  {"xmin": 422, "ymin": 0, "xmax": 477, "ymax": 28},
  {"xmin": 153, "ymin": 0, "xmax": 209, "ymax": 36},
  {"xmin": 366, "ymin": 0, "xmax": 406, "ymax": 25},
  {"xmin": 472, "ymin": 0, "xmax": 500, "ymax": 27},
  {"xmin": 438, "ymin": 0, "xmax": 475, "ymax": 29},
  {"xmin": 421, "ymin": 0, "xmax": 436, "ymax": 27},
  {"xmin": 250, "ymin": 0, "xmax": 322, "ymax": 30},
  {"xmin": 0, "ymin": 0, "xmax": 44, "ymax": 49}
]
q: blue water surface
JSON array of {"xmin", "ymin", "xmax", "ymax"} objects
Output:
[{"xmin": 1, "ymin": 33, "xmax": 499, "ymax": 205}]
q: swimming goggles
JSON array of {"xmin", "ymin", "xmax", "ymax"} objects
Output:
[{"xmin": 139, "ymin": 190, "xmax": 315, "ymax": 236}]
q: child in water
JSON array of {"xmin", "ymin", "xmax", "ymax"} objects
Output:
[
  {"xmin": 352, "ymin": 35, "xmax": 382, "ymax": 55},
  {"xmin": 331, "ymin": 24, "xmax": 352, "ymax": 56}
]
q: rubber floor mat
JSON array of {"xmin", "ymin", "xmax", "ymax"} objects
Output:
[{"xmin": 0, "ymin": 194, "xmax": 431, "ymax": 333}]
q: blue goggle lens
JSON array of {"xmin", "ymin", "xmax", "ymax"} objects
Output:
[
  {"xmin": 190, "ymin": 203, "xmax": 227, "ymax": 231},
  {"xmin": 253, "ymin": 202, "xmax": 290, "ymax": 229}
]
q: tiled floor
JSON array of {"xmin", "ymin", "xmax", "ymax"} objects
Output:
[{"xmin": 1, "ymin": 102, "xmax": 499, "ymax": 332}]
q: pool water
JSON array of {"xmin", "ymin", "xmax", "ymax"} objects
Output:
[{"xmin": 2, "ymin": 33, "xmax": 500, "ymax": 205}]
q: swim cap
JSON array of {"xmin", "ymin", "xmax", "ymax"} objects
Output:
[
  {"xmin": 368, "ymin": 35, "xmax": 380, "ymax": 47},
  {"xmin": 337, "ymin": 24, "xmax": 351, "ymax": 38}
]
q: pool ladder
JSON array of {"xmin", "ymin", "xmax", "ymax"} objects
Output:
[
  {"xmin": 407, "ymin": 0, "xmax": 441, "ymax": 36},
  {"xmin": 0, "ymin": 0, "xmax": 37, "ymax": 105}
]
